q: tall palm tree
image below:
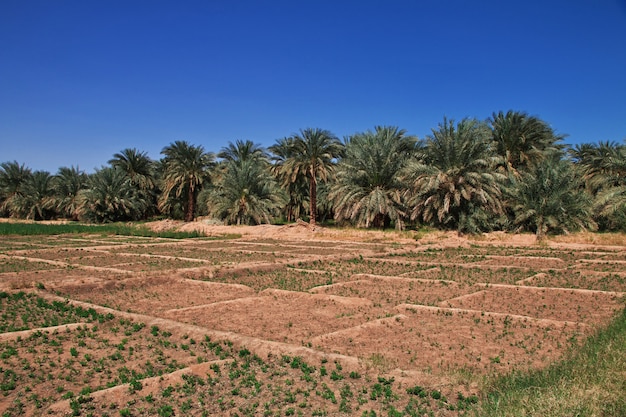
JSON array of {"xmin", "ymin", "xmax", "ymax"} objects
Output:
[
  {"xmin": 208, "ymin": 158, "xmax": 285, "ymax": 225},
  {"xmin": 507, "ymin": 155, "xmax": 595, "ymax": 241},
  {"xmin": 0, "ymin": 161, "xmax": 32, "ymax": 216},
  {"xmin": 77, "ymin": 167, "xmax": 149, "ymax": 223},
  {"xmin": 269, "ymin": 137, "xmax": 309, "ymax": 222},
  {"xmin": 108, "ymin": 148, "xmax": 156, "ymax": 191},
  {"xmin": 330, "ymin": 126, "xmax": 417, "ymax": 229},
  {"xmin": 10, "ymin": 171, "xmax": 55, "ymax": 220},
  {"xmin": 269, "ymin": 128, "xmax": 343, "ymax": 226},
  {"xmin": 489, "ymin": 110, "xmax": 564, "ymax": 176},
  {"xmin": 51, "ymin": 166, "xmax": 88, "ymax": 221},
  {"xmin": 159, "ymin": 141, "xmax": 215, "ymax": 222},
  {"xmin": 404, "ymin": 118, "xmax": 505, "ymax": 234}
]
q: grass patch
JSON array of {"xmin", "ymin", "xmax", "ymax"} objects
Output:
[
  {"xmin": 478, "ymin": 306, "xmax": 626, "ymax": 416},
  {"xmin": 0, "ymin": 222, "xmax": 238, "ymax": 239}
]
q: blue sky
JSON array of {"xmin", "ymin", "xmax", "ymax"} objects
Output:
[{"xmin": 1, "ymin": 0, "xmax": 625, "ymax": 173}]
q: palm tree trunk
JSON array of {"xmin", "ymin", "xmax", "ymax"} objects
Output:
[
  {"xmin": 185, "ymin": 185, "xmax": 195, "ymax": 222},
  {"xmin": 536, "ymin": 218, "xmax": 546, "ymax": 243},
  {"xmin": 309, "ymin": 176, "xmax": 317, "ymax": 227}
]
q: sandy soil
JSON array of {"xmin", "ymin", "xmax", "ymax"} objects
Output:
[{"xmin": 1, "ymin": 220, "xmax": 625, "ymax": 416}]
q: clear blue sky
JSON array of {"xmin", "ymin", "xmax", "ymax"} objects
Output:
[{"xmin": 1, "ymin": 0, "xmax": 625, "ymax": 173}]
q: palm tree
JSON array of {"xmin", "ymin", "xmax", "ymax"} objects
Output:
[
  {"xmin": 489, "ymin": 110, "xmax": 564, "ymax": 176},
  {"xmin": 77, "ymin": 167, "xmax": 149, "ymax": 223},
  {"xmin": 269, "ymin": 137, "xmax": 309, "ymax": 222},
  {"xmin": 507, "ymin": 155, "xmax": 595, "ymax": 241},
  {"xmin": 10, "ymin": 171, "xmax": 55, "ymax": 220},
  {"xmin": 51, "ymin": 166, "xmax": 89, "ymax": 220},
  {"xmin": 404, "ymin": 118, "xmax": 505, "ymax": 234},
  {"xmin": 269, "ymin": 128, "xmax": 343, "ymax": 227},
  {"xmin": 330, "ymin": 126, "xmax": 417, "ymax": 229},
  {"xmin": 217, "ymin": 139, "xmax": 269, "ymax": 163},
  {"xmin": 0, "ymin": 161, "xmax": 32, "ymax": 217},
  {"xmin": 159, "ymin": 141, "xmax": 215, "ymax": 222},
  {"xmin": 208, "ymin": 158, "xmax": 285, "ymax": 225},
  {"xmin": 108, "ymin": 148, "xmax": 156, "ymax": 191},
  {"xmin": 572, "ymin": 141, "xmax": 626, "ymax": 230}
]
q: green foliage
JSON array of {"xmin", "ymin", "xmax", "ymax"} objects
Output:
[
  {"xmin": 76, "ymin": 167, "xmax": 151, "ymax": 223},
  {"xmin": 0, "ymin": 161, "xmax": 33, "ymax": 217},
  {"xmin": 571, "ymin": 140, "xmax": 626, "ymax": 231},
  {"xmin": 51, "ymin": 166, "xmax": 89, "ymax": 220},
  {"xmin": 490, "ymin": 110, "xmax": 564, "ymax": 176},
  {"xmin": 507, "ymin": 155, "xmax": 595, "ymax": 240},
  {"xmin": 404, "ymin": 118, "xmax": 505, "ymax": 233},
  {"xmin": 9, "ymin": 170, "xmax": 56, "ymax": 220},
  {"xmin": 269, "ymin": 128, "xmax": 343, "ymax": 226},
  {"xmin": 479, "ymin": 307, "xmax": 626, "ymax": 416},
  {"xmin": 0, "ymin": 222, "xmax": 209, "ymax": 238},
  {"xmin": 269, "ymin": 137, "xmax": 310, "ymax": 222},
  {"xmin": 159, "ymin": 141, "xmax": 215, "ymax": 222},
  {"xmin": 109, "ymin": 148, "xmax": 156, "ymax": 192},
  {"xmin": 330, "ymin": 126, "xmax": 417, "ymax": 230},
  {"xmin": 208, "ymin": 155, "xmax": 285, "ymax": 225}
]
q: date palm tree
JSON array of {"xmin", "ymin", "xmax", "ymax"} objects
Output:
[
  {"xmin": 269, "ymin": 137, "xmax": 309, "ymax": 222},
  {"xmin": 51, "ymin": 166, "xmax": 88, "ymax": 220},
  {"xmin": 572, "ymin": 141, "xmax": 626, "ymax": 230},
  {"xmin": 507, "ymin": 154, "xmax": 595, "ymax": 240},
  {"xmin": 0, "ymin": 161, "xmax": 32, "ymax": 217},
  {"xmin": 10, "ymin": 170, "xmax": 56, "ymax": 220},
  {"xmin": 159, "ymin": 141, "xmax": 215, "ymax": 222},
  {"xmin": 330, "ymin": 126, "xmax": 417, "ymax": 229},
  {"xmin": 404, "ymin": 118, "xmax": 505, "ymax": 233},
  {"xmin": 77, "ymin": 167, "xmax": 149, "ymax": 223},
  {"xmin": 208, "ymin": 158, "xmax": 285, "ymax": 225},
  {"xmin": 108, "ymin": 148, "xmax": 156, "ymax": 191},
  {"xmin": 269, "ymin": 128, "xmax": 343, "ymax": 226},
  {"xmin": 217, "ymin": 139, "xmax": 269, "ymax": 163},
  {"xmin": 489, "ymin": 110, "xmax": 563, "ymax": 176}
]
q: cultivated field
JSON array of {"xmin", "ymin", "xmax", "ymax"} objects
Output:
[{"xmin": 0, "ymin": 225, "xmax": 624, "ymax": 416}]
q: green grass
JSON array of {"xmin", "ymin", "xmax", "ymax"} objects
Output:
[
  {"xmin": 0, "ymin": 222, "xmax": 238, "ymax": 239},
  {"xmin": 477, "ymin": 306, "xmax": 626, "ymax": 417}
]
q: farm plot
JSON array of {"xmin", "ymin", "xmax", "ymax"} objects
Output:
[
  {"xmin": 56, "ymin": 276, "xmax": 256, "ymax": 314},
  {"xmin": 163, "ymin": 289, "xmax": 387, "ymax": 345},
  {"xmin": 0, "ymin": 268, "xmax": 129, "ymax": 292},
  {"xmin": 312, "ymin": 305, "xmax": 591, "ymax": 376},
  {"xmin": 5, "ymin": 248, "xmax": 107, "ymax": 261},
  {"xmin": 594, "ymin": 251, "xmax": 626, "ymax": 261},
  {"xmin": 0, "ymin": 291, "xmax": 113, "ymax": 332},
  {"xmin": 440, "ymin": 285, "xmax": 625, "ymax": 325},
  {"xmin": 309, "ymin": 275, "xmax": 480, "ymax": 307},
  {"xmin": 573, "ymin": 259, "xmax": 626, "ymax": 274},
  {"xmin": 294, "ymin": 258, "xmax": 434, "ymax": 279},
  {"xmin": 99, "ymin": 257, "xmax": 210, "ymax": 273},
  {"xmin": 51, "ymin": 345, "xmax": 471, "ymax": 417},
  {"xmin": 110, "ymin": 246, "xmax": 295, "ymax": 265},
  {"xmin": 106, "ymin": 240, "xmax": 245, "ymax": 255},
  {"xmin": 0, "ymin": 238, "xmax": 50, "ymax": 252},
  {"xmin": 206, "ymin": 259, "xmax": 436, "ymax": 293},
  {"xmin": 522, "ymin": 269, "xmax": 626, "ymax": 292},
  {"xmin": 463, "ymin": 255, "xmax": 567, "ymax": 269},
  {"xmin": 1, "ymin": 229, "xmax": 625, "ymax": 417},
  {"xmin": 0, "ymin": 257, "xmax": 60, "ymax": 274},
  {"xmin": 401, "ymin": 265, "xmax": 537, "ymax": 285},
  {"xmin": 383, "ymin": 246, "xmax": 606, "ymax": 267},
  {"xmin": 206, "ymin": 265, "xmax": 339, "ymax": 292},
  {"xmin": 0, "ymin": 315, "xmax": 226, "ymax": 417}
]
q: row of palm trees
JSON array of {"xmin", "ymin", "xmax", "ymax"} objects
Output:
[{"xmin": 1, "ymin": 111, "xmax": 625, "ymax": 238}]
